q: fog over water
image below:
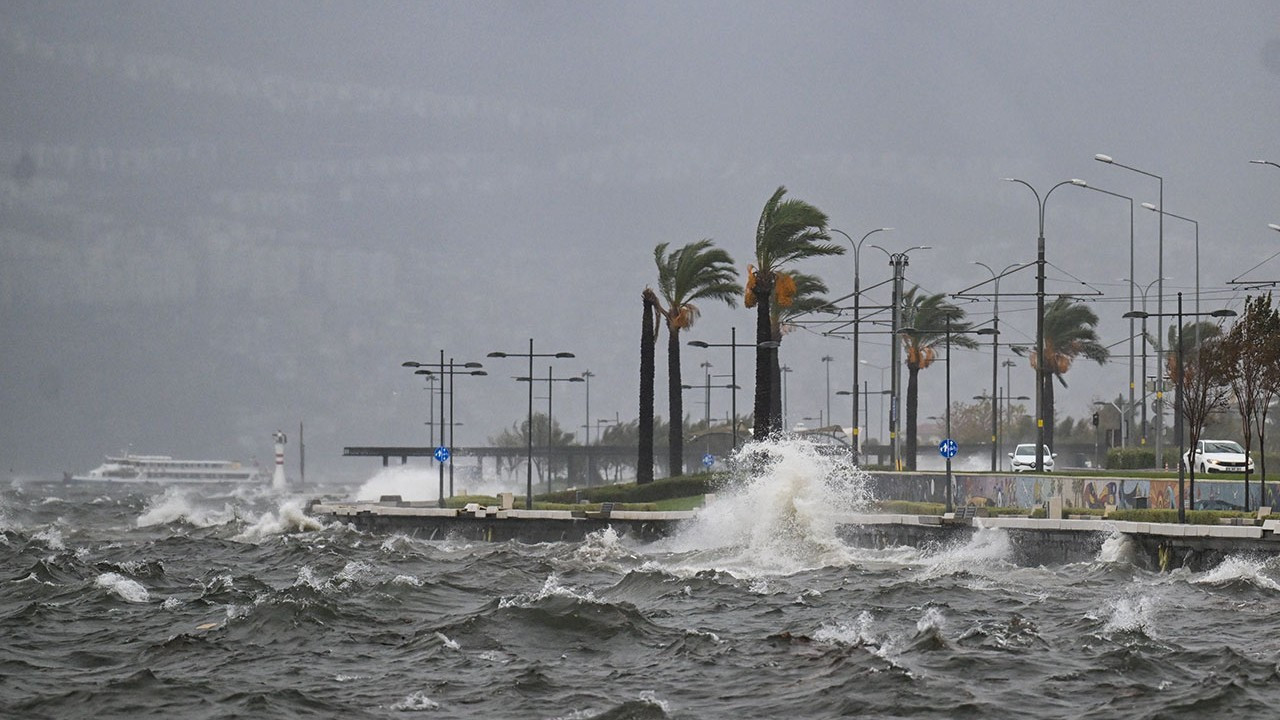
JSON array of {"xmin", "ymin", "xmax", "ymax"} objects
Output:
[{"xmin": 3, "ymin": 1, "xmax": 1279, "ymax": 483}]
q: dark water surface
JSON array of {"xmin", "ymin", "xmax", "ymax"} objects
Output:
[{"xmin": 4, "ymin": 442, "xmax": 1280, "ymax": 719}]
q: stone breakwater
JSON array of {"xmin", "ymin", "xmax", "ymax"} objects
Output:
[{"xmin": 308, "ymin": 499, "xmax": 1280, "ymax": 572}]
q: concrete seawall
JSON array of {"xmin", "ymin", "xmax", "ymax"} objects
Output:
[{"xmin": 309, "ymin": 501, "xmax": 1280, "ymax": 571}]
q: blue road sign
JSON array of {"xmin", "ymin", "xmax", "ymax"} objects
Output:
[
  {"xmin": 702, "ymin": 453, "xmax": 715, "ymax": 468},
  {"xmin": 939, "ymin": 438, "xmax": 958, "ymax": 459},
  {"xmin": 434, "ymin": 446, "xmax": 451, "ymax": 463}
]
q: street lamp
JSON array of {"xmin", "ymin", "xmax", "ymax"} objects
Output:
[
  {"xmin": 860, "ymin": 359, "xmax": 890, "ymax": 449},
  {"xmin": 1250, "ymin": 159, "xmax": 1280, "ymax": 169},
  {"xmin": 689, "ymin": 328, "xmax": 779, "ymax": 449},
  {"xmin": 1070, "ymin": 179, "xmax": 1136, "ymax": 449},
  {"xmin": 580, "ymin": 370, "xmax": 595, "ymax": 446},
  {"xmin": 820, "ymin": 354, "xmax": 835, "ymax": 432},
  {"xmin": 831, "ymin": 227, "xmax": 893, "ymax": 458},
  {"xmin": 1002, "ymin": 177, "xmax": 1076, "ymax": 473},
  {"xmin": 1096, "ymin": 153, "xmax": 1167, "ymax": 474},
  {"xmin": 972, "ymin": 261, "xmax": 1019, "ymax": 470},
  {"xmin": 487, "ymin": 341, "xmax": 575, "ymax": 509},
  {"xmin": 1124, "ymin": 294, "xmax": 1236, "ymax": 522},
  {"xmin": 1141, "ymin": 203, "xmax": 1200, "ymax": 349},
  {"xmin": 402, "ymin": 354, "xmax": 486, "ymax": 507},
  {"xmin": 870, "ymin": 243, "xmax": 932, "ymax": 470},
  {"xmin": 901, "ymin": 324, "xmax": 997, "ymax": 511},
  {"xmin": 780, "ymin": 365, "xmax": 793, "ymax": 429},
  {"xmin": 514, "ymin": 368, "xmax": 585, "ymax": 493}
]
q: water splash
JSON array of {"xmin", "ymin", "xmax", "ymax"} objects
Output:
[
  {"xmin": 233, "ymin": 498, "xmax": 325, "ymax": 542},
  {"xmin": 1195, "ymin": 556, "xmax": 1280, "ymax": 591},
  {"xmin": 1097, "ymin": 531, "xmax": 1136, "ymax": 565},
  {"xmin": 916, "ymin": 526, "xmax": 1013, "ymax": 579},
  {"xmin": 95, "ymin": 572, "xmax": 149, "ymax": 603},
  {"xmin": 136, "ymin": 488, "xmax": 237, "ymax": 528},
  {"xmin": 655, "ymin": 436, "xmax": 871, "ymax": 576},
  {"xmin": 1101, "ymin": 593, "xmax": 1161, "ymax": 636},
  {"xmin": 354, "ymin": 465, "xmax": 441, "ymax": 503},
  {"xmin": 389, "ymin": 690, "xmax": 439, "ymax": 711}
]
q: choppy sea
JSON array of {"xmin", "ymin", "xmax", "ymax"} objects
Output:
[{"xmin": 4, "ymin": 439, "xmax": 1280, "ymax": 719}]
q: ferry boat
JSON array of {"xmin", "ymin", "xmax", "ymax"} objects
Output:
[{"xmin": 66, "ymin": 454, "xmax": 263, "ymax": 485}]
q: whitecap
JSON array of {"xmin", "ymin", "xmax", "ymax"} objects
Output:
[
  {"xmin": 1195, "ymin": 555, "xmax": 1280, "ymax": 591},
  {"xmin": 232, "ymin": 498, "xmax": 325, "ymax": 542},
  {"xmin": 95, "ymin": 572, "xmax": 149, "ymax": 603},
  {"xmin": 1101, "ymin": 593, "xmax": 1160, "ymax": 636},
  {"xmin": 434, "ymin": 632, "xmax": 460, "ymax": 650},
  {"xmin": 814, "ymin": 610, "xmax": 878, "ymax": 646},
  {"xmin": 136, "ymin": 488, "xmax": 237, "ymax": 528},
  {"xmin": 33, "ymin": 527, "xmax": 65, "ymax": 551},
  {"xmin": 499, "ymin": 573, "xmax": 598, "ymax": 608},
  {"xmin": 390, "ymin": 690, "xmax": 439, "ymax": 711}
]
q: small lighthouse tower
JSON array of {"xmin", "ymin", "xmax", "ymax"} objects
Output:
[{"xmin": 272, "ymin": 430, "xmax": 287, "ymax": 490}]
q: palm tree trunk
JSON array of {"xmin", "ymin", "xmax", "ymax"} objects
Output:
[
  {"xmin": 638, "ymin": 291, "xmax": 656, "ymax": 484},
  {"xmin": 906, "ymin": 364, "xmax": 920, "ymax": 471},
  {"xmin": 1043, "ymin": 370, "xmax": 1056, "ymax": 453},
  {"xmin": 667, "ymin": 321, "xmax": 684, "ymax": 476},
  {"xmin": 753, "ymin": 273, "xmax": 776, "ymax": 440}
]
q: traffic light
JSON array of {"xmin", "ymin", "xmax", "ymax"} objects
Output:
[{"xmin": 1091, "ymin": 412, "xmax": 1099, "ymax": 427}]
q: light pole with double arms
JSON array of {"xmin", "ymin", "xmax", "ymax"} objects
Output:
[
  {"xmin": 972, "ymin": 261, "xmax": 1019, "ymax": 470},
  {"xmin": 831, "ymin": 227, "xmax": 893, "ymax": 459},
  {"xmin": 1124, "ymin": 295, "xmax": 1236, "ymax": 522},
  {"xmin": 870, "ymin": 243, "xmax": 931, "ymax": 470},
  {"xmin": 402, "ymin": 354, "xmax": 486, "ymax": 507},
  {"xmin": 514, "ymin": 367, "xmax": 584, "ymax": 493},
  {"xmin": 689, "ymin": 328, "xmax": 778, "ymax": 450},
  {"xmin": 487, "ymin": 341, "xmax": 575, "ymax": 509},
  {"xmin": 1002, "ymin": 177, "xmax": 1076, "ymax": 472}
]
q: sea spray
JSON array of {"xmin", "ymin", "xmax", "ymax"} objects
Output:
[
  {"xmin": 655, "ymin": 436, "xmax": 871, "ymax": 576},
  {"xmin": 354, "ymin": 465, "xmax": 440, "ymax": 503}
]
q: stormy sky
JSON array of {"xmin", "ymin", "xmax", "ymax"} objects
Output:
[{"xmin": 3, "ymin": 1, "xmax": 1279, "ymax": 484}]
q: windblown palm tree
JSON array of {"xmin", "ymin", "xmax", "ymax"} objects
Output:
[
  {"xmin": 654, "ymin": 240, "xmax": 741, "ymax": 476},
  {"xmin": 1033, "ymin": 297, "xmax": 1110, "ymax": 450},
  {"xmin": 638, "ymin": 288, "xmax": 662, "ymax": 484},
  {"xmin": 768, "ymin": 272, "xmax": 833, "ymax": 427},
  {"xmin": 747, "ymin": 186, "xmax": 842, "ymax": 440},
  {"xmin": 900, "ymin": 286, "xmax": 977, "ymax": 471}
]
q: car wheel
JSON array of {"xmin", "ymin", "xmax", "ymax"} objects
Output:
[{"xmin": 1197, "ymin": 461, "xmax": 1206, "ymax": 474}]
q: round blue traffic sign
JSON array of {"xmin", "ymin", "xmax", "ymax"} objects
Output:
[
  {"xmin": 434, "ymin": 446, "xmax": 451, "ymax": 462},
  {"xmin": 702, "ymin": 453, "xmax": 715, "ymax": 468},
  {"xmin": 939, "ymin": 438, "xmax": 958, "ymax": 459}
]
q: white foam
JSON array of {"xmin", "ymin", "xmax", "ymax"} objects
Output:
[
  {"xmin": 353, "ymin": 465, "xmax": 441, "ymax": 503},
  {"xmin": 499, "ymin": 573, "xmax": 598, "ymax": 608},
  {"xmin": 814, "ymin": 610, "xmax": 878, "ymax": 646},
  {"xmin": 136, "ymin": 488, "xmax": 237, "ymax": 528},
  {"xmin": 1101, "ymin": 594, "xmax": 1160, "ymax": 636},
  {"xmin": 390, "ymin": 690, "xmax": 439, "ymax": 711},
  {"xmin": 96, "ymin": 572, "xmax": 149, "ymax": 603},
  {"xmin": 233, "ymin": 498, "xmax": 325, "ymax": 542},
  {"xmin": 1097, "ymin": 531, "xmax": 1136, "ymax": 565},
  {"xmin": 33, "ymin": 527, "xmax": 65, "ymax": 551},
  {"xmin": 916, "ymin": 526, "xmax": 1013, "ymax": 580},
  {"xmin": 434, "ymin": 632, "xmax": 460, "ymax": 650},
  {"xmin": 1195, "ymin": 556, "xmax": 1280, "ymax": 591}
]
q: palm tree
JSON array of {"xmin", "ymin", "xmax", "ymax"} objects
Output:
[
  {"xmin": 638, "ymin": 288, "xmax": 662, "ymax": 484},
  {"xmin": 654, "ymin": 240, "xmax": 741, "ymax": 476},
  {"xmin": 1034, "ymin": 297, "xmax": 1110, "ymax": 450},
  {"xmin": 748, "ymin": 186, "xmax": 842, "ymax": 440},
  {"xmin": 769, "ymin": 272, "xmax": 833, "ymax": 427},
  {"xmin": 900, "ymin": 286, "xmax": 977, "ymax": 470}
]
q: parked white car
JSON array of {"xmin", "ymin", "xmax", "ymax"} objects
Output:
[
  {"xmin": 1010, "ymin": 443, "xmax": 1055, "ymax": 472},
  {"xmin": 1183, "ymin": 440, "xmax": 1255, "ymax": 474}
]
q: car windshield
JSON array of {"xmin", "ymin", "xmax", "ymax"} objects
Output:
[
  {"xmin": 1014, "ymin": 444, "xmax": 1050, "ymax": 456},
  {"xmin": 1203, "ymin": 441, "xmax": 1245, "ymax": 454}
]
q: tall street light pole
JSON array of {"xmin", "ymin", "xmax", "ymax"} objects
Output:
[
  {"xmin": 870, "ymin": 243, "xmax": 931, "ymax": 470},
  {"xmin": 820, "ymin": 355, "xmax": 834, "ymax": 431},
  {"xmin": 487, "ymin": 341, "xmax": 575, "ymax": 509},
  {"xmin": 1002, "ymin": 177, "xmax": 1076, "ymax": 472},
  {"xmin": 972, "ymin": 261, "xmax": 1018, "ymax": 470},
  {"xmin": 1125, "ymin": 296, "xmax": 1236, "ymax": 522},
  {"xmin": 831, "ymin": 227, "xmax": 893, "ymax": 459},
  {"xmin": 1071, "ymin": 179, "xmax": 1135, "ymax": 449},
  {"xmin": 689, "ymin": 328, "xmax": 778, "ymax": 451},
  {"xmin": 1096, "ymin": 154, "xmax": 1166, "ymax": 470},
  {"xmin": 402, "ymin": 354, "xmax": 486, "ymax": 507},
  {"xmin": 581, "ymin": 370, "xmax": 594, "ymax": 446},
  {"xmin": 1141, "ymin": 203, "xmax": 1200, "ymax": 347},
  {"xmin": 516, "ymin": 367, "xmax": 584, "ymax": 493}
]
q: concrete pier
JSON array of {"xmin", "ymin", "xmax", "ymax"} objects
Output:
[{"xmin": 308, "ymin": 501, "xmax": 1280, "ymax": 571}]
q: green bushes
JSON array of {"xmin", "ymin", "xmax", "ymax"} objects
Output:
[{"xmin": 1104, "ymin": 447, "xmax": 1182, "ymax": 470}]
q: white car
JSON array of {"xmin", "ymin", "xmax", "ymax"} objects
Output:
[
  {"xmin": 1009, "ymin": 443, "xmax": 1055, "ymax": 472},
  {"xmin": 1183, "ymin": 440, "xmax": 1255, "ymax": 474}
]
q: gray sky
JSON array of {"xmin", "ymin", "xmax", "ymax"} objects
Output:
[{"xmin": 3, "ymin": 1, "xmax": 1279, "ymax": 483}]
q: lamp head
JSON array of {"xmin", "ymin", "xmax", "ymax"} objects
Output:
[
  {"xmin": 463, "ymin": 362, "xmax": 483, "ymax": 368},
  {"xmin": 554, "ymin": 352, "xmax": 575, "ymax": 358},
  {"xmin": 402, "ymin": 361, "xmax": 422, "ymax": 367},
  {"xmin": 688, "ymin": 340, "xmax": 709, "ymax": 348},
  {"xmin": 1071, "ymin": 178, "xmax": 1087, "ymax": 186},
  {"xmin": 486, "ymin": 352, "xmax": 507, "ymax": 358},
  {"xmin": 1141, "ymin": 202, "xmax": 1158, "ymax": 211},
  {"xmin": 1095, "ymin": 154, "xmax": 1114, "ymax": 163},
  {"xmin": 1269, "ymin": 224, "xmax": 1280, "ymax": 232},
  {"xmin": 1210, "ymin": 309, "xmax": 1237, "ymax": 318}
]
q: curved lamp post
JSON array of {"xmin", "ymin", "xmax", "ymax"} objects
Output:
[
  {"xmin": 1001, "ymin": 177, "xmax": 1076, "ymax": 472},
  {"xmin": 870, "ymin": 243, "xmax": 932, "ymax": 470},
  {"xmin": 972, "ymin": 261, "xmax": 1019, "ymax": 470},
  {"xmin": 689, "ymin": 329, "xmax": 778, "ymax": 450},
  {"xmin": 831, "ymin": 227, "xmax": 893, "ymax": 458}
]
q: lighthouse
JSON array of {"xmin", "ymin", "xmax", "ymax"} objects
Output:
[{"xmin": 272, "ymin": 430, "xmax": 287, "ymax": 490}]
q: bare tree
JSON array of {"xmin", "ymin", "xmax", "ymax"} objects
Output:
[
  {"xmin": 1180, "ymin": 335, "xmax": 1234, "ymax": 509},
  {"xmin": 1224, "ymin": 295, "xmax": 1270, "ymax": 510}
]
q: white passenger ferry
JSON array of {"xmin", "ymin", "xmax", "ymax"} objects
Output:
[{"xmin": 67, "ymin": 453, "xmax": 263, "ymax": 485}]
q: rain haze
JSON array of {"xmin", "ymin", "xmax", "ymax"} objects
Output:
[{"xmin": 3, "ymin": 1, "xmax": 1279, "ymax": 485}]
